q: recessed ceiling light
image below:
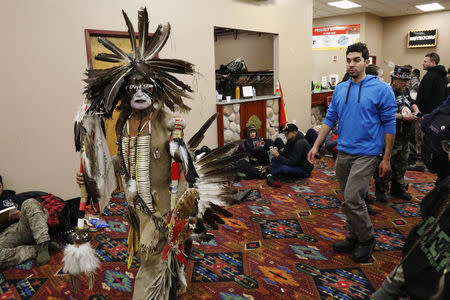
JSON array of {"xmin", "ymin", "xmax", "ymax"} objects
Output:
[
  {"xmin": 328, "ymin": 0, "xmax": 361, "ymax": 9},
  {"xmin": 416, "ymin": 2, "xmax": 444, "ymax": 11}
]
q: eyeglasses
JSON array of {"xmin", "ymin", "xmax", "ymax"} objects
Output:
[
  {"xmin": 442, "ymin": 140, "xmax": 450, "ymax": 154},
  {"xmin": 125, "ymin": 84, "xmax": 154, "ymax": 94}
]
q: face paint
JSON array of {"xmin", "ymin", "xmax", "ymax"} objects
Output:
[{"xmin": 126, "ymin": 84, "xmax": 154, "ymax": 110}]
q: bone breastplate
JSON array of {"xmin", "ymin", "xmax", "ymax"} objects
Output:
[{"xmin": 120, "ymin": 120, "xmax": 154, "ymax": 212}]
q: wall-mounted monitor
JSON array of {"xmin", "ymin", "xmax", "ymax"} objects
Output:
[{"xmin": 407, "ymin": 29, "xmax": 437, "ymax": 48}]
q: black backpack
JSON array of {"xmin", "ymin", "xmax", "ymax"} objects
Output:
[{"xmin": 421, "ymin": 97, "xmax": 450, "ymax": 173}]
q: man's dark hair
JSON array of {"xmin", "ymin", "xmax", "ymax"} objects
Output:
[
  {"xmin": 346, "ymin": 42, "xmax": 369, "ymax": 60},
  {"xmin": 0, "ymin": 176, "xmax": 2, "ymax": 185},
  {"xmin": 366, "ymin": 64, "xmax": 380, "ymax": 76},
  {"xmin": 425, "ymin": 52, "xmax": 440, "ymax": 65}
]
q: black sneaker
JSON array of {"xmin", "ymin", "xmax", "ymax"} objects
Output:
[
  {"xmin": 352, "ymin": 237, "xmax": 376, "ymax": 262},
  {"xmin": 333, "ymin": 236, "xmax": 358, "ymax": 253},
  {"xmin": 375, "ymin": 192, "xmax": 388, "ymax": 203},
  {"xmin": 390, "ymin": 190, "xmax": 412, "ymax": 200},
  {"xmin": 267, "ymin": 175, "xmax": 281, "ymax": 188}
]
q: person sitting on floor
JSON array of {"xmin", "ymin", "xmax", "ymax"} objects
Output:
[
  {"xmin": 0, "ymin": 176, "xmax": 59, "ymax": 269},
  {"xmin": 267, "ymin": 123, "xmax": 314, "ymax": 187},
  {"xmin": 243, "ymin": 124, "xmax": 273, "ymax": 166},
  {"xmin": 237, "ymin": 122, "xmax": 274, "ymax": 180}
]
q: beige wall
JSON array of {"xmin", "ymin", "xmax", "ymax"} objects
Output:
[
  {"xmin": 312, "ymin": 13, "xmax": 366, "ymax": 83},
  {"xmin": 382, "ymin": 10, "xmax": 450, "ymax": 75},
  {"xmin": 0, "ymin": 0, "xmax": 313, "ymax": 197},
  {"xmin": 214, "ymin": 32, "xmax": 274, "ymax": 71},
  {"xmin": 313, "ymin": 10, "xmax": 449, "ymax": 83},
  {"xmin": 365, "ymin": 13, "xmax": 384, "ymax": 69}
]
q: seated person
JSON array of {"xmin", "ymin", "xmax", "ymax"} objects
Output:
[
  {"xmin": 239, "ymin": 124, "xmax": 273, "ymax": 179},
  {"xmin": 243, "ymin": 124, "xmax": 273, "ymax": 165},
  {"xmin": 0, "ymin": 176, "xmax": 59, "ymax": 269},
  {"xmin": 267, "ymin": 123, "xmax": 314, "ymax": 186},
  {"xmin": 275, "ymin": 127, "xmax": 318, "ymax": 151}
]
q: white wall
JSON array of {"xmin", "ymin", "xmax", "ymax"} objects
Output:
[
  {"xmin": 215, "ymin": 32, "xmax": 274, "ymax": 71},
  {"xmin": 382, "ymin": 10, "xmax": 450, "ymax": 73},
  {"xmin": 313, "ymin": 10, "xmax": 449, "ymax": 83},
  {"xmin": 0, "ymin": 0, "xmax": 313, "ymax": 197}
]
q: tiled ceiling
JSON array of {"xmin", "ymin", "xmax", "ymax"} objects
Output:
[{"xmin": 314, "ymin": 0, "xmax": 450, "ymax": 18}]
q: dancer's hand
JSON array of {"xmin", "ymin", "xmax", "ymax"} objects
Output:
[{"xmin": 76, "ymin": 172, "xmax": 84, "ymax": 186}]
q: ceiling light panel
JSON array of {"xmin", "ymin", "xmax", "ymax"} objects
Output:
[
  {"xmin": 416, "ymin": 2, "xmax": 444, "ymax": 11},
  {"xmin": 328, "ymin": 0, "xmax": 362, "ymax": 9}
]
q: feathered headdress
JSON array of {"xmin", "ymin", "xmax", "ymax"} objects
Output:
[{"xmin": 84, "ymin": 8, "xmax": 195, "ymax": 117}]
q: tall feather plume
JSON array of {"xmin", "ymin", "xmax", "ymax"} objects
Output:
[
  {"xmin": 148, "ymin": 59, "xmax": 194, "ymax": 74},
  {"xmin": 188, "ymin": 113, "xmax": 218, "ymax": 149},
  {"xmin": 84, "ymin": 8, "xmax": 195, "ymax": 118},
  {"xmin": 138, "ymin": 7, "xmax": 149, "ymax": 58},
  {"xmin": 95, "ymin": 53, "xmax": 127, "ymax": 63},
  {"xmin": 97, "ymin": 37, "xmax": 132, "ymax": 62},
  {"xmin": 154, "ymin": 70, "xmax": 193, "ymax": 92},
  {"xmin": 143, "ymin": 23, "xmax": 171, "ymax": 61},
  {"xmin": 102, "ymin": 68, "xmax": 133, "ymax": 114},
  {"xmin": 122, "ymin": 10, "xmax": 138, "ymax": 60}
]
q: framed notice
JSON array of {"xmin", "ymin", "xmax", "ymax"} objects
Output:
[
  {"xmin": 407, "ymin": 29, "xmax": 437, "ymax": 48},
  {"xmin": 312, "ymin": 24, "xmax": 360, "ymax": 51}
]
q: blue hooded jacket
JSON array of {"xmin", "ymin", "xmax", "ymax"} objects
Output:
[{"xmin": 323, "ymin": 75, "xmax": 397, "ymax": 156}]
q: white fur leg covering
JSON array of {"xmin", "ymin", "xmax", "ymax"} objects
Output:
[{"xmin": 62, "ymin": 243, "xmax": 100, "ymax": 275}]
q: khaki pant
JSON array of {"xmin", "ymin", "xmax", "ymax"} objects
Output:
[
  {"xmin": 0, "ymin": 198, "xmax": 50, "ymax": 269},
  {"xmin": 336, "ymin": 152, "xmax": 379, "ymax": 242}
]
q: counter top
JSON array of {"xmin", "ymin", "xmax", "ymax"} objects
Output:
[
  {"xmin": 217, "ymin": 95, "xmax": 280, "ymax": 105},
  {"xmin": 312, "ymin": 89, "xmax": 334, "ymax": 94}
]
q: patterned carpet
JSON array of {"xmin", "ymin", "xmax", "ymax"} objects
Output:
[{"xmin": 0, "ymin": 157, "xmax": 435, "ymax": 299}]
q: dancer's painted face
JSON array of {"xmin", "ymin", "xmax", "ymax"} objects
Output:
[{"xmin": 126, "ymin": 83, "xmax": 154, "ymax": 110}]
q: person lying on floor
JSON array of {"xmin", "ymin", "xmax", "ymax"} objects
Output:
[
  {"xmin": 0, "ymin": 176, "xmax": 60, "ymax": 269},
  {"xmin": 267, "ymin": 123, "xmax": 314, "ymax": 187},
  {"xmin": 239, "ymin": 124, "xmax": 274, "ymax": 179}
]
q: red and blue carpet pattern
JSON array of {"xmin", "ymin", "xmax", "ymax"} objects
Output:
[{"xmin": 0, "ymin": 157, "xmax": 435, "ymax": 299}]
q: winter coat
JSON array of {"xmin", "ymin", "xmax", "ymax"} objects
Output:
[
  {"xmin": 417, "ymin": 65, "xmax": 447, "ymax": 114},
  {"xmin": 277, "ymin": 132, "xmax": 314, "ymax": 174}
]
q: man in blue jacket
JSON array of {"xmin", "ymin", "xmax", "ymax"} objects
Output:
[{"xmin": 308, "ymin": 42, "xmax": 397, "ymax": 262}]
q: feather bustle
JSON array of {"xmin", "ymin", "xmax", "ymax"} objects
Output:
[{"xmin": 188, "ymin": 113, "xmax": 218, "ymax": 149}]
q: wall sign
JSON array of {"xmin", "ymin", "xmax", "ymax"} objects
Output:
[
  {"xmin": 312, "ymin": 24, "xmax": 360, "ymax": 51},
  {"xmin": 407, "ymin": 29, "xmax": 437, "ymax": 48}
]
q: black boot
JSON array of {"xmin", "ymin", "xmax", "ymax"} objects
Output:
[
  {"xmin": 333, "ymin": 236, "xmax": 358, "ymax": 253},
  {"xmin": 390, "ymin": 184, "xmax": 412, "ymax": 200},
  {"xmin": 352, "ymin": 237, "xmax": 376, "ymax": 262},
  {"xmin": 375, "ymin": 192, "xmax": 388, "ymax": 203},
  {"xmin": 390, "ymin": 190, "xmax": 412, "ymax": 200}
]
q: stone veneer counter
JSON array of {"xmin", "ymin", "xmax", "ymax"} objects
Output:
[{"xmin": 216, "ymin": 95, "xmax": 281, "ymax": 146}]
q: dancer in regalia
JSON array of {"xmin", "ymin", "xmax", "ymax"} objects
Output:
[{"xmin": 75, "ymin": 8, "xmax": 243, "ymax": 299}]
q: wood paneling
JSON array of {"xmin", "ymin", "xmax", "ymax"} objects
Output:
[{"xmin": 239, "ymin": 101, "xmax": 267, "ymax": 139}]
